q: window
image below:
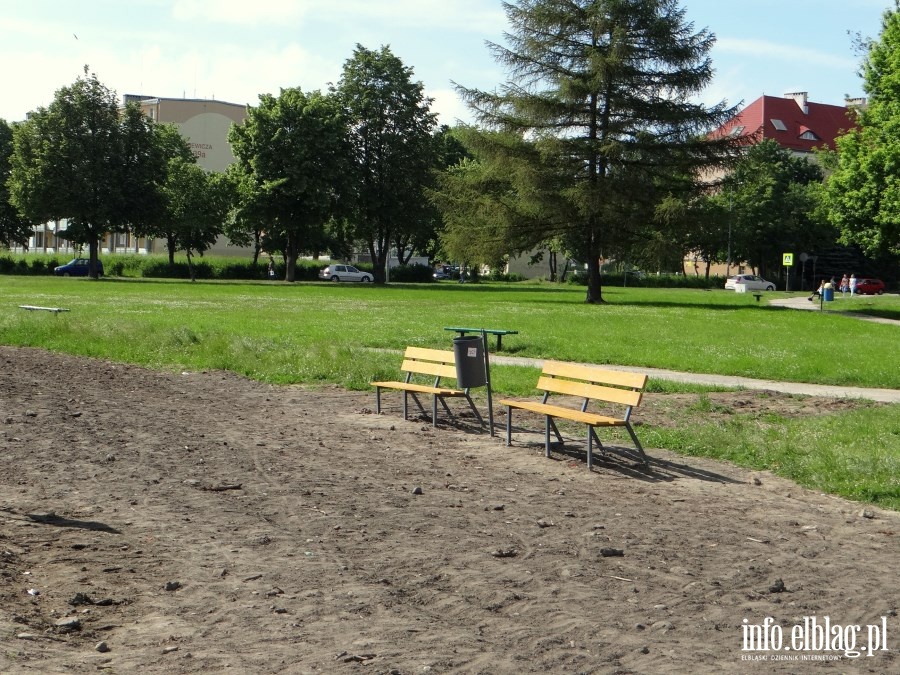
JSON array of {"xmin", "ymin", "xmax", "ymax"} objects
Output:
[
  {"xmin": 799, "ymin": 130, "xmax": 820, "ymax": 141},
  {"xmin": 729, "ymin": 125, "xmax": 745, "ymax": 137},
  {"xmin": 771, "ymin": 119, "xmax": 787, "ymax": 131}
]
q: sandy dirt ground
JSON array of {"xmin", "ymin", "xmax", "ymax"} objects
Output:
[{"xmin": 1, "ymin": 345, "xmax": 897, "ymax": 674}]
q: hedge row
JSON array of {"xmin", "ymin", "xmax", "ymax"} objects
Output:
[{"xmin": 0, "ymin": 254, "xmax": 439, "ymax": 282}]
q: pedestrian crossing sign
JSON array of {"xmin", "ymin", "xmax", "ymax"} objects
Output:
[{"xmin": 783, "ymin": 253, "xmax": 794, "ymax": 266}]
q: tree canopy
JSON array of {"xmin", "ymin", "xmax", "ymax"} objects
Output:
[
  {"xmin": 450, "ymin": 0, "xmax": 739, "ymax": 302},
  {"xmin": 8, "ymin": 70, "xmax": 159, "ymax": 278},
  {"xmin": 822, "ymin": 1, "xmax": 900, "ymax": 258},
  {"xmin": 335, "ymin": 45, "xmax": 438, "ymax": 283},
  {"xmin": 229, "ymin": 87, "xmax": 350, "ymax": 282},
  {"xmin": 0, "ymin": 119, "xmax": 32, "ymax": 249}
]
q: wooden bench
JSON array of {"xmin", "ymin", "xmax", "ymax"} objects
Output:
[
  {"xmin": 498, "ymin": 361, "xmax": 649, "ymax": 469},
  {"xmin": 371, "ymin": 347, "xmax": 484, "ymax": 428},
  {"xmin": 443, "ymin": 327, "xmax": 518, "ymax": 350}
]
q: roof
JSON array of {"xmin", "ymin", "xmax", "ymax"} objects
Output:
[{"xmin": 712, "ymin": 94, "xmax": 859, "ymax": 152}]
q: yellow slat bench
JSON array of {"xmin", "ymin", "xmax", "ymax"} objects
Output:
[
  {"xmin": 371, "ymin": 347, "xmax": 484, "ymax": 428},
  {"xmin": 498, "ymin": 361, "xmax": 649, "ymax": 470}
]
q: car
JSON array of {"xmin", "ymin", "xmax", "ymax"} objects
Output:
[
  {"xmin": 433, "ymin": 271, "xmax": 451, "ymax": 280},
  {"xmin": 54, "ymin": 258, "xmax": 104, "ymax": 277},
  {"xmin": 725, "ymin": 274, "xmax": 776, "ymax": 291},
  {"xmin": 854, "ymin": 278, "xmax": 886, "ymax": 295},
  {"xmin": 318, "ymin": 264, "xmax": 373, "ymax": 282}
]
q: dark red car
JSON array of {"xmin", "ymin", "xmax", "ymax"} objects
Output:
[{"xmin": 854, "ymin": 278, "xmax": 886, "ymax": 295}]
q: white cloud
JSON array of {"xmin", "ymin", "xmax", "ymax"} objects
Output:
[{"xmin": 715, "ymin": 37, "xmax": 857, "ymax": 70}]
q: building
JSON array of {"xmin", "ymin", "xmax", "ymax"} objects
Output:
[{"xmin": 712, "ymin": 91, "xmax": 861, "ymax": 159}]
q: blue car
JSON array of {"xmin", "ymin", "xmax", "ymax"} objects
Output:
[{"xmin": 54, "ymin": 258, "xmax": 104, "ymax": 277}]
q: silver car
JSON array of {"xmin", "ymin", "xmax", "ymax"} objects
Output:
[{"xmin": 318, "ymin": 264, "xmax": 373, "ymax": 282}]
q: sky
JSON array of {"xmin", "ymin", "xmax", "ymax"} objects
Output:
[{"xmin": 0, "ymin": 0, "xmax": 891, "ymax": 126}]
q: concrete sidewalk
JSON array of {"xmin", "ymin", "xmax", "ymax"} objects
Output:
[
  {"xmin": 488, "ymin": 354, "xmax": 900, "ymax": 403},
  {"xmin": 769, "ymin": 295, "xmax": 900, "ymax": 326}
]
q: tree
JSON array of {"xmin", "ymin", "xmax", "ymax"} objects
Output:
[
  {"xmin": 8, "ymin": 69, "xmax": 158, "ymax": 278},
  {"xmin": 162, "ymin": 162, "xmax": 230, "ymax": 281},
  {"xmin": 134, "ymin": 123, "xmax": 198, "ymax": 266},
  {"xmin": 0, "ymin": 119, "xmax": 32, "ymax": 249},
  {"xmin": 455, "ymin": 0, "xmax": 738, "ymax": 302},
  {"xmin": 822, "ymin": 2, "xmax": 900, "ymax": 258},
  {"xmin": 718, "ymin": 140, "xmax": 826, "ymax": 279},
  {"xmin": 335, "ymin": 45, "xmax": 438, "ymax": 283},
  {"xmin": 229, "ymin": 88, "xmax": 350, "ymax": 282}
]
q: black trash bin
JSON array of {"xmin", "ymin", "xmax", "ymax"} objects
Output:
[{"xmin": 453, "ymin": 335, "xmax": 486, "ymax": 388}]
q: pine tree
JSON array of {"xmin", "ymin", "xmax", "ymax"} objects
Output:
[{"xmin": 456, "ymin": 0, "xmax": 737, "ymax": 302}]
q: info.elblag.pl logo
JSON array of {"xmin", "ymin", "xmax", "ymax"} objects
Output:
[{"xmin": 741, "ymin": 616, "xmax": 891, "ymax": 661}]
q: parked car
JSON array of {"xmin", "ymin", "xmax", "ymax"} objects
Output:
[
  {"xmin": 54, "ymin": 258, "xmax": 104, "ymax": 277},
  {"xmin": 725, "ymin": 274, "xmax": 776, "ymax": 291},
  {"xmin": 318, "ymin": 264, "xmax": 373, "ymax": 282},
  {"xmin": 854, "ymin": 278, "xmax": 886, "ymax": 295}
]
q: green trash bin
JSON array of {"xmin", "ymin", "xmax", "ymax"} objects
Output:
[{"xmin": 453, "ymin": 335, "xmax": 486, "ymax": 388}]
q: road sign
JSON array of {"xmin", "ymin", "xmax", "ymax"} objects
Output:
[{"xmin": 783, "ymin": 253, "xmax": 794, "ymax": 267}]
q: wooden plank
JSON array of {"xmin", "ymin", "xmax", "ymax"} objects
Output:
[
  {"xmin": 371, "ymin": 381, "xmax": 464, "ymax": 396},
  {"xmin": 400, "ymin": 360, "xmax": 458, "ymax": 380},
  {"xmin": 535, "ymin": 376, "xmax": 643, "ymax": 407},
  {"xmin": 498, "ymin": 399, "xmax": 624, "ymax": 426},
  {"xmin": 404, "ymin": 346, "xmax": 456, "ymax": 363},
  {"xmin": 542, "ymin": 360, "xmax": 647, "ymax": 390}
]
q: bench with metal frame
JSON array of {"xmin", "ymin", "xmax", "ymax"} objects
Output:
[
  {"xmin": 443, "ymin": 326, "xmax": 518, "ymax": 350},
  {"xmin": 498, "ymin": 361, "xmax": 649, "ymax": 470},
  {"xmin": 371, "ymin": 347, "xmax": 484, "ymax": 428}
]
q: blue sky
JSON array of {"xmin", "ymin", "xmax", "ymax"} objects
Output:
[{"xmin": 0, "ymin": 0, "xmax": 890, "ymax": 125}]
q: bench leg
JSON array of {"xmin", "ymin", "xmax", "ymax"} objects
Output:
[
  {"xmin": 402, "ymin": 391, "xmax": 408, "ymax": 420},
  {"xmin": 548, "ymin": 418, "xmax": 564, "ymax": 444},
  {"xmin": 375, "ymin": 387, "xmax": 382, "ymax": 414},
  {"xmin": 545, "ymin": 416, "xmax": 552, "ymax": 458},
  {"xmin": 432, "ymin": 395, "xmax": 438, "ymax": 428},
  {"xmin": 463, "ymin": 394, "xmax": 484, "ymax": 427},
  {"xmin": 587, "ymin": 427, "xmax": 593, "ymax": 470},
  {"xmin": 625, "ymin": 423, "xmax": 650, "ymax": 468},
  {"xmin": 505, "ymin": 406, "xmax": 513, "ymax": 446}
]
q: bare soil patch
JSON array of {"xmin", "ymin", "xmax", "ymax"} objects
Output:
[{"xmin": 1, "ymin": 346, "xmax": 897, "ymax": 674}]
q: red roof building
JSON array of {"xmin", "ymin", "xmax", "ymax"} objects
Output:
[{"xmin": 712, "ymin": 92, "xmax": 861, "ymax": 155}]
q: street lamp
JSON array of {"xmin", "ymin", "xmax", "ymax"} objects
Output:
[{"xmin": 726, "ymin": 194, "xmax": 733, "ymax": 278}]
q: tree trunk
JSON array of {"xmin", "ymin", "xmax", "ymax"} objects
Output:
[
  {"xmin": 167, "ymin": 235, "xmax": 177, "ymax": 268},
  {"xmin": 88, "ymin": 235, "xmax": 100, "ymax": 280},
  {"xmin": 285, "ymin": 231, "xmax": 299, "ymax": 283},
  {"xmin": 186, "ymin": 250, "xmax": 196, "ymax": 282},
  {"xmin": 548, "ymin": 250, "xmax": 557, "ymax": 282},
  {"xmin": 585, "ymin": 254, "xmax": 605, "ymax": 304}
]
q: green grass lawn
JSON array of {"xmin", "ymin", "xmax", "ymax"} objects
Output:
[{"xmin": 2, "ymin": 275, "xmax": 898, "ymax": 509}]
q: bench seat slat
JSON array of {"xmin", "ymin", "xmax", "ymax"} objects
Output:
[
  {"xmin": 498, "ymin": 399, "xmax": 624, "ymax": 426},
  {"xmin": 371, "ymin": 381, "xmax": 465, "ymax": 396}
]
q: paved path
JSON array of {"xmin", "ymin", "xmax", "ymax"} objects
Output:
[
  {"xmin": 769, "ymin": 295, "xmax": 900, "ymax": 326},
  {"xmin": 488, "ymin": 354, "xmax": 900, "ymax": 403}
]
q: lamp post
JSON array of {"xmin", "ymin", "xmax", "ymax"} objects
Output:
[{"xmin": 726, "ymin": 194, "xmax": 733, "ymax": 278}]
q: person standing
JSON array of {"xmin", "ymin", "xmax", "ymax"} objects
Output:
[
  {"xmin": 849, "ymin": 273, "xmax": 858, "ymax": 297},
  {"xmin": 840, "ymin": 274, "xmax": 849, "ymax": 297}
]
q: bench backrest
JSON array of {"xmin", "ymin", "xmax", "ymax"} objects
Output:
[
  {"xmin": 400, "ymin": 346, "xmax": 458, "ymax": 383},
  {"xmin": 537, "ymin": 361, "xmax": 647, "ymax": 411}
]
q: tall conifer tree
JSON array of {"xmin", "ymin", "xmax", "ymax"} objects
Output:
[{"xmin": 456, "ymin": 0, "xmax": 737, "ymax": 302}]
